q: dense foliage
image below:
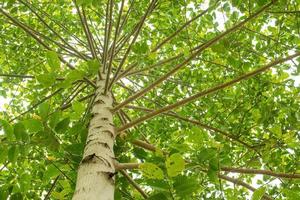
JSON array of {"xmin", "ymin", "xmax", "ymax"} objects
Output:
[{"xmin": 0, "ymin": 0, "xmax": 300, "ymax": 199}]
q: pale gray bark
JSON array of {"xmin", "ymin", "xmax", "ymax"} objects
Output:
[{"xmin": 73, "ymin": 75, "xmax": 115, "ymax": 200}]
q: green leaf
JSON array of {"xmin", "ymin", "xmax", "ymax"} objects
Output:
[
  {"xmin": 139, "ymin": 163, "xmax": 164, "ymax": 179},
  {"xmin": 251, "ymin": 187, "xmax": 266, "ymax": 200},
  {"xmin": 86, "ymin": 59, "xmax": 100, "ymax": 75},
  {"xmin": 207, "ymin": 167, "xmax": 218, "ymax": 183},
  {"xmin": 13, "ymin": 122, "xmax": 27, "ymax": 141},
  {"xmin": 51, "ymin": 191, "xmax": 65, "ymax": 200},
  {"xmin": 0, "ymin": 119, "xmax": 14, "ymax": 141},
  {"xmin": 173, "ymin": 176, "xmax": 199, "ymax": 197},
  {"xmin": 59, "ymin": 70, "xmax": 84, "ymax": 89},
  {"xmin": 270, "ymin": 124, "xmax": 282, "ymax": 138},
  {"xmin": 165, "ymin": 153, "xmax": 185, "ymax": 177},
  {"xmin": 0, "ymin": 188, "xmax": 8, "ymax": 200},
  {"xmin": 0, "ymin": 147, "xmax": 8, "ymax": 163},
  {"xmin": 148, "ymin": 193, "xmax": 169, "ymax": 200},
  {"xmin": 72, "ymin": 101, "xmax": 85, "ymax": 116},
  {"xmin": 66, "ymin": 70, "xmax": 84, "ymax": 82},
  {"xmin": 143, "ymin": 179, "xmax": 169, "ymax": 191},
  {"xmin": 49, "ymin": 111, "xmax": 61, "ymax": 128},
  {"xmin": 23, "ymin": 119, "xmax": 44, "ymax": 132},
  {"xmin": 36, "ymin": 73, "xmax": 56, "ymax": 87},
  {"xmin": 43, "ymin": 165, "xmax": 60, "ymax": 181},
  {"xmin": 38, "ymin": 102, "xmax": 50, "ymax": 119},
  {"xmin": 77, "ymin": 0, "xmax": 93, "ymax": 7},
  {"xmin": 45, "ymin": 51, "xmax": 60, "ymax": 70},
  {"xmin": 8, "ymin": 145, "xmax": 18, "ymax": 164},
  {"xmin": 55, "ymin": 118, "xmax": 70, "ymax": 133}
]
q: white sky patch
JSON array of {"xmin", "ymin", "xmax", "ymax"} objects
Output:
[
  {"xmin": 0, "ymin": 95, "xmax": 9, "ymax": 112},
  {"xmin": 71, "ymin": 8, "xmax": 77, "ymax": 15},
  {"xmin": 214, "ymin": 11, "xmax": 227, "ymax": 31}
]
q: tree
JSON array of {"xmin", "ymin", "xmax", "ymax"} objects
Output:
[{"xmin": 0, "ymin": 0, "xmax": 299, "ymax": 199}]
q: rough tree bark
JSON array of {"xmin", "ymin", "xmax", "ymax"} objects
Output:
[{"xmin": 73, "ymin": 74, "xmax": 115, "ymax": 200}]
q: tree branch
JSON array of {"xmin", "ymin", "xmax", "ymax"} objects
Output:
[
  {"xmin": 131, "ymin": 139, "xmax": 156, "ymax": 152},
  {"xmin": 124, "ymin": 105, "xmax": 254, "ymax": 150},
  {"xmin": 151, "ymin": 0, "xmax": 219, "ymax": 52},
  {"xmin": 218, "ymin": 174, "xmax": 272, "ymax": 200},
  {"xmin": 107, "ymin": 0, "xmax": 157, "ymax": 90},
  {"xmin": 104, "ymin": 0, "xmax": 125, "ymax": 94},
  {"xmin": 117, "ymin": 52, "xmax": 300, "ymax": 132},
  {"xmin": 120, "ymin": 170, "xmax": 148, "ymax": 199},
  {"xmin": 115, "ymin": 162, "xmax": 140, "ymax": 170},
  {"xmin": 112, "ymin": 1, "xmax": 275, "ymax": 112},
  {"xmin": 221, "ymin": 167, "xmax": 300, "ymax": 179},
  {"xmin": 43, "ymin": 175, "xmax": 60, "ymax": 200},
  {"xmin": 9, "ymin": 88, "xmax": 63, "ymax": 122},
  {"xmin": 0, "ymin": 7, "xmax": 96, "ymax": 89},
  {"xmin": 18, "ymin": 0, "xmax": 87, "ymax": 60}
]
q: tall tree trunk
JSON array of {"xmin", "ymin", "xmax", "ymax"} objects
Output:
[{"xmin": 73, "ymin": 75, "xmax": 115, "ymax": 200}]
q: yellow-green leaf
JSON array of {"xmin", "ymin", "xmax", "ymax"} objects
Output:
[
  {"xmin": 139, "ymin": 163, "xmax": 164, "ymax": 179},
  {"xmin": 165, "ymin": 153, "xmax": 185, "ymax": 177}
]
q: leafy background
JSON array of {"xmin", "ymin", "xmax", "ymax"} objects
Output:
[{"xmin": 0, "ymin": 0, "xmax": 300, "ymax": 199}]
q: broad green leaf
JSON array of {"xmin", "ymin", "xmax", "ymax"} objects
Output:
[
  {"xmin": 207, "ymin": 167, "xmax": 218, "ymax": 183},
  {"xmin": 143, "ymin": 179, "xmax": 169, "ymax": 191},
  {"xmin": 0, "ymin": 147, "xmax": 8, "ymax": 163},
  {"xmin": 38, "ymin": 102, "xmax": 50, "ymax": 119},
  {"xmin": 36, "ymin": 73, "xmax": 56, "ymax": 87},
  {"xmin": 165, "ymin": 153, "xmax": 185, "ymax": 177},
  {"xmin": 59, "ymin": 70, "xmax": 84, "ymax": 89},
  {"xmin": 51, "ymin": 191, "xmax": 65, "ymax": 200},
  {"xmin": 43, "ymin": 165, "xmax": 60, "ymax": 181},
  {"xmin": 139, "ymin": 163, "xmax": 164, "ymax": 179},
  {"xmin": 23, "ymin": 119, "xmax": 44, "ymax": 132},
  {"xmin": 45, "ymin": 51, "xmax": 60, "ymax": 70},
  {"xmin": 251, "ymin": 187, "xmax": 266, "ymax": 200},
  {"xmin": 13, "ymin": 122, "xmax": 27, "ymax": 141},
  {"xmin": 86, "ymin": 59, "xmax": 100, "ymax": 75},
  {"xmin": 72, "ymin": 101, "xmax": 85, "ymax": 116},
  {"xmin": 66, "ymin": 70, "xmax": 84, "ymax": 82},
  {"xmin": 148, "ymin": 193, "xmax": 169, "ymax": 200},
  {"xmin": 0, "ymin": 119, "xmax": 14, "ymax": 141},
  {"xmin": 55, "ymin": 118, "xmax": 70, "ymax": 133},
  {"xmin": 8, "ymin": 145, "xmax": 18, "ymax": 164},
  {"xmin": 173, "ymin": 176, "xmax": 199, "ymax": 198},
  {"xmin": 10, "ymin": 193, "xmax": 23, "ymax": 200},
  {"xmin": 49, "ymin": 111, "xmax": 62, "ymax": 128},
  {"xmin": 282, "ymin": 189, "xmax": 300, "ymax": 200},
  {"xmin": 0, "ymin": 188, "xmax": 8, "ymax": 200},
  {"xmin": 77, "ymin": 0, "xmax": 93, "ymax": 7},
  {"xmin": 270, "ymin": 124, "xmax": 282, "ymax": 138}
]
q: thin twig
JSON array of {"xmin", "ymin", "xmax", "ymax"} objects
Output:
[{"xmin": 120, "ymin": 170, "xmax": 148, "ymax": 199}]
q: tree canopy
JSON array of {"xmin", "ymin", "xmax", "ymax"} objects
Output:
[{"xmin": 0, "ymin": 0, "xmax": 300, "ymax": 199}]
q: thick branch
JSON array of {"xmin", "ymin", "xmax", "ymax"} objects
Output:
[
  {"xmin": 131, "ymin": 139, "xmax": 156, "ymax": 152},
  {"xmin": 112, "ymin": 1, "xmax": 275, "ymax": 112},
  {"xmin": 115, "ymin": 163, "xmax": 140, "ymax": 170},
  {"xmin": 117, "ymin": 52, "xmax": 300, "ymax": 132}
]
